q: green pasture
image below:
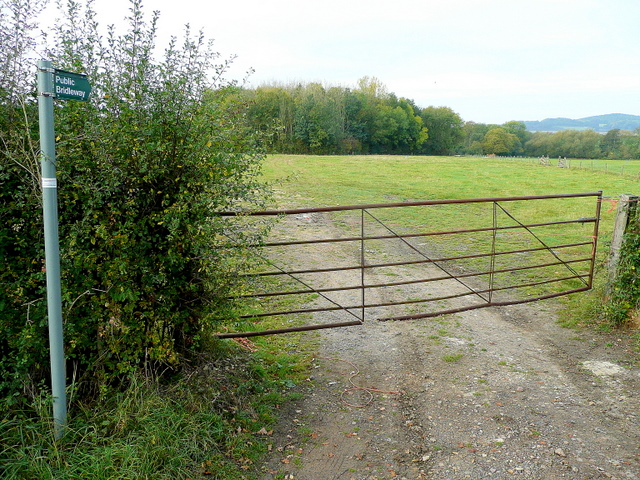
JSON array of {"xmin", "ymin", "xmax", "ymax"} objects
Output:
[
  {"xmin": 262, "ymin": 154, "xmax": 639, "ymax": 239},
  {"xmin": 262, "ymin": 154, "xmax": 639, "ymax": 204},
  {"xmin": 259, "ymin": 155, "xmax": 639, "ymax": 301}
]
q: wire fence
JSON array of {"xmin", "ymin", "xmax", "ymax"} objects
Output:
[{"xmin": 500, "ymin": 156, "xmax": 640, "ymax": 178}]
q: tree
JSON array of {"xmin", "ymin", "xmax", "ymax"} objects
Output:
[
  {"xmin": 420, "ymin": 106, "xmax": 464, "ymax": 155},
  {"xmin": 601, "ymin": 128, "xmax": 622, "ymax": 158},
  {"xmin": 523, "ymin": 132, "xmax": 552, "ymax": 157},
  {"xmin": 350, "ymin": 79, "xmax": 427, "ymax": 154},
  {"xmin": 482, "ymin": 128, "xmax": 518, "ymax": 155},
  {"xmin": 619, "ymin": 130, "xmax": 640, "ymax": 159},
  {"xmin": 245, "ymin": 85, "xmax": 294, "ymax": 151},
  {"xmin": 242, "ymin": 78, "xmax": 430, "ymax": 154},
  {"xmin": 342, "ymin": 88, "xmax": 367, "ymax": 153},
  {"xmin": 461, "ymin": 121, "xmax": 493, "ymax": 155},
  {"xmin": 293, "ymin": 83, "xmax": 345, "ymax": 153},
  {"xmin": 501, "ymin": 121, "xmax": 530, "ymax": 155},
  {"xmin": 356, "ymin": 75, "xmax": 389, "ymax": 99},
  {"xmin": 0, "ymin": 0, "xmax": 49, "ymax": 407},
  {"xmin": 571, "ymin": 130, "xmax": 603, "ymax": 158}
]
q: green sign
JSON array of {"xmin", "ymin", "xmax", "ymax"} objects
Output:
[{"xmin": 54, "ymin": 69, "xmax": 91, "ymax": 101}]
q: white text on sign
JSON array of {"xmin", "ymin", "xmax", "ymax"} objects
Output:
[
  {"xmin": 55, "ymin": 75, "xmax": 75, "ymax": 86},
  {"xmin": 55, "ymin": 85, "xmax": 87, "ymax": 99}
]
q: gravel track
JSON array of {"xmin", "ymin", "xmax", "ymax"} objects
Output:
[{"xmin": 256, "ymin": 211, "xmax": 640, "ymax": 480}]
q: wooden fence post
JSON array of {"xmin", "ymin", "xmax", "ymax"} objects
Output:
[{"xmin": 608, "ymin": 194, "xmax": 639, "ymax": 284}]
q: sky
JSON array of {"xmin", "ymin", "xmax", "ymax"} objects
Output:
[{"xmin": 42, "ymin": 0, "xmax": 640, "ymax": 124}]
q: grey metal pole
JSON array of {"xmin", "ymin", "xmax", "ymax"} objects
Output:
[{"xmin": 37, "ymin": 60, "xmax": 67, "ymax": 438}]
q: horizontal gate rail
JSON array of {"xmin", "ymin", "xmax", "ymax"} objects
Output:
[
  {"xmin": 235, "ymin": 257, "xmax": 591, "ymax": 301},
  {"xmin": 216, "ymin": 192, "xmax": 602, "ymax": 338},
  {"xmin": 226, "ymin": 218, "xmax": 597, "ymax": 248},
  {"xmin": 217, "ymin": 192, "xmax": 602, "ymax": 217},
  {"xmin": 238, "ymin": 274, "xmax": 588, "ymax": 320},
  {"xmin": 240, "ymin": 242, "xmax": 592, "ymax": 279}
]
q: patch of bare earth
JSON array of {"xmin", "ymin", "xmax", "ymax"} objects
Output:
[{"xmin": 255, "ymin": 212, "xmax": 640, "ymax": 480}]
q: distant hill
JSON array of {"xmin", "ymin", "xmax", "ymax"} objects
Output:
[{"xmin": 523, "ymin": 113, "xmax": 640, "ymax": 133}]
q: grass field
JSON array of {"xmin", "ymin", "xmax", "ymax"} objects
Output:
[
  {"xmin": 262, "ymin": 154, "xmax": 640, "ymax": 245},
  {"xmin": 257, "ymin": 154, "xmax": 640, "ymax": 315}
]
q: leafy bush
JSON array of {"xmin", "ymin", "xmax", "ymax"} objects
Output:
[
  {"xmin": 0, "ymin": 0, "xmax": 269, "ymax": 407},
  {"xmin": 605, "ymin": 205, "xmax": 640, "ymax": 326}
]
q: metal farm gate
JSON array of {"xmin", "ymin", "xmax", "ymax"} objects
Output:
[{"xmin": 216, "ymin": 192, "xmax": 602, "ymax": 338}]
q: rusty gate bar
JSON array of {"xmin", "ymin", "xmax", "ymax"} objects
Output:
[
  {"xmin": 247, "ymin": 242, "xmax": 592, "ymax": 278},
  {"xmin": 217, "ymin": 192, "xmax": 602, "ymax": 217},
  {"xmin": 489, "ymin": 202, "xmax": 498, "ymax": 302},
  {"xmin": 237, "ymin": 272, "xmax": 588, "ymax": 321},
  {"xmin": 380, "ymin": 287, "xmax": 592, "ymax": 322},
  {"xmin": 360, "ymin": 208, "xmax": 366, "ymax": 323},
  {"xmin": 235, "ymin": 257, "xmax": 590, "ymax": 304},
  {"xmin": 239, "ymin": 218, "xmax": 597, "ymax": 248},
  {"xmin": 216, "ymin": 192, "xmax": 602, "ymax": 339}
]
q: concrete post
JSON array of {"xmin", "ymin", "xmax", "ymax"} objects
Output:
[{"xmin": 608, "ymin": 194, "xmax": 639, "ymax": 285}]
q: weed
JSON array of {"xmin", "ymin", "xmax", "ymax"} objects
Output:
[
  {"xmin": 442, "ymin": 353, "xmax": 464, "ymax": 363},
  {"xmin": 297, "ymin": 426, "xmax": 314, "ymax": 436}
]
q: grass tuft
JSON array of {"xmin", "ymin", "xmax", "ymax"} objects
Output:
[{"xmin": 1, "ymin": 339, "xmax": 307, "ymax": 480}]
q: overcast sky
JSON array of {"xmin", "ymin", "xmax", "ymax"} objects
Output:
[{"xmin": 47, "ymin": 0, "xmax": 640, "ymax": 124}]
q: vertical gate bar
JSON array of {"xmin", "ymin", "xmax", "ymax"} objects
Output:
[
  {"xmin": 488, "ymin": 202, "xmax": 498, "ymax": 303},
  {"xmin": 588, "ymin": 192, "xmax": 603, "ymax": 288},
  {"xmin": 361, "ymin": 208, "xmax": 365, "ymax": 322}
]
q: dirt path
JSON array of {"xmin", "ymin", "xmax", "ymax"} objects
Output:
[{"xmin": 255, "ymin": 212, "xmax": 640, "ymax": 480}]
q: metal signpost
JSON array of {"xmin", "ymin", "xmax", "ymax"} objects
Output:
[{"xmin": 37, "ymin": 60, "xmax": 91, "ymax": 438}]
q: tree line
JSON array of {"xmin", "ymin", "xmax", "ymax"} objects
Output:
[{"xmin": 238, "ymin": 80, "xmax": 640, "ymax": 160}]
